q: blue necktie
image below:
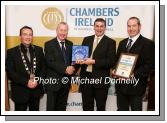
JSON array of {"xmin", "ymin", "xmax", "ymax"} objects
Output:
[
  {"xmin": 60, "ymin": 42, "xmax": 67, "ymax": 65},
  {"xmin": 126, "ymin": 39, "xmax": 133, "ymax": 52}
]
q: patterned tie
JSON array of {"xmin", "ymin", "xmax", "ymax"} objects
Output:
[
  {"xmin": 86, "ymin": 37, "xmax": 99, "ymax": 72},
  {"xmin": 26, "ymin": 47, "xmax": 31, "ymax": 62},
  {"xmin": 60, "ymin": 42, "xmax": 67, "ymax": 65},
  {"xmin": 126, "ymin": 39, "xmax": 133, "ymax": 52}
]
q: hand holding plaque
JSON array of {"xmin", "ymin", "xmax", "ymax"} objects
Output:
[{"xmin": 115, "ymin": 53, "xmax": 138, "ymax": 78}]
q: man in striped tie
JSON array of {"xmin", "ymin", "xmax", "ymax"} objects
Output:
[{"xmin": 115, "ymin": 17, "xmax": 154, "ymax": 111}]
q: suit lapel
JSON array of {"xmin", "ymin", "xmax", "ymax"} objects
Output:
[
  {"xmin": 65, "ymin": 39, "xmax": 70, "ymax": 55},
  {"xmin": 53, "ymin": 38, "xmax": 65, "ymax": 61},
  {"xmin": 89, "ymin": 35, "xmax": 105, "ymax": 56},
  {"xmin": 16, "ymin": 46, "xmax": 24, "ymax": 66},
  {"xmin": 123, "ymin": 39, "xmax": 128, "ymax": 52},
  {"xmin": 65, "ymin": 40, "xmax": 71, "ymax": 65},
  {"xmin": 16, "ymin": 46, "xmax": 30, "ymax": 74},
  {"xmin": 129, "ymin": 35, "xmax": 142, "ymax": 53},
  {"xmin": 94, "ymin": 35, "xmax": 105, "ymax": 51},
  {"xmin": 89, "ymin": 35, "xmax": 95, "ymax": 57}
]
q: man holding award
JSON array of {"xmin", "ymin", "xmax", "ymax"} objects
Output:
[
  {"xmin": 6, "ymin": 26, "xmax": 45, "ymax": 111},
  {"xmin": 44, "ymin": 22, "xmax": 75, "ymax": 111},
  {"xmin": 76, "ymin": 18, "xmax": 116, "ymax": 111},
  {"xmin": 114, "ymin": 17, "xmax": 154, "ymax": 111}
]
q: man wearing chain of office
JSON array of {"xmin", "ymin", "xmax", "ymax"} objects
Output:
[{"xmin": 6, "ymin": 26, "xmax": 45, "ymax": 111}]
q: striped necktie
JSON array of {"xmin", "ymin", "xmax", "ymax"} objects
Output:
[{"xmin": 126, "ymin": 39, "xmax": 133, "ymax": 52}]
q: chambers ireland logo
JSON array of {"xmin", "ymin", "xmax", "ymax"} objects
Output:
[{"xmin": 41, "ymin": 7, "xmax": 64, "ymax": 30}]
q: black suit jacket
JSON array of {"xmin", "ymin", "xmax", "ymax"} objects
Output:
[
  {"xmin": 44, "ymin": 38, "xmax": 73, "ymax": 91},
  {"xmin": 116, "ymin": 35, "xmax": 154, "ymax": 96},
  {"xmin": 79, "ymin": 35, "xmax": 116, "ymax": 88},
  {"xmin": 6, "ymin": 45, "xmax": 45, "ymax": 103}
]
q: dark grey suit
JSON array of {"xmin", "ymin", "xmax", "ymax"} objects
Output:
[
  {"xmin": 44, "ymin": 38, "xmax": 73, "ymax": 111},
  {"xmin": 116, "ymin": 35, "xmax": 154, "ymax": 111},
  {"xmin": 6, "ymin": 44, "xmax": 45, "ymax": 111},
  {"xmin": 79, "ymin": 35, "xmax": 116, "ymax": 111}
]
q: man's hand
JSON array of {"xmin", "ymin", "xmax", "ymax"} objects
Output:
[
  {"xmin": 83, "ymin": 58, "xmax": 95, "ymax": 65},
  {"xmin": 27, "ymin": 79, "xmax": 37, "ymax": 89},
  {"xmin": 76, "ymin": 58, "xmax": 95, "ymax": 65},
  {"xmin": 66, "ymin": 66, "xmax": 75, "ymax": 75},
  {"xmin": 75, "ymin": 59, "xmax": 85, "ymax": 65},
  {"xmin": 130, "ymin": 73, "xmax": 134, "ymax": 78},
  {"xmin": 112, "ymin": 69, "xmax": 117, "ymax": 78}
]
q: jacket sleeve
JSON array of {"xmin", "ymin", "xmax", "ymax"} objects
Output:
[
  {"xmin": 6, "ymin": 49, "xmax": 28, "ymax": 86},
  {"xmin": 134, "ymin": 41, "xmax": 153, "ymax": 78},
  {"xmin": 37, "ymin": 47, "xmax": 46, "ymax": 79}
]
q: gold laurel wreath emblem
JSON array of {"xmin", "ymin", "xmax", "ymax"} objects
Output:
[{"xmin": 41, "ymin": 7, "xmax": 64, "ymax": 30}]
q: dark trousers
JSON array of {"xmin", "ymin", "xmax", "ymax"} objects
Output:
[
  {"xmin": 46, "ymin": 85, "xmax": 70, "ymax": 111},
  {"xmin": 15, "ymin": 95, "xmax": 40, "ymax": 111},
  {"xmin": 117, "ymin": 93, "xmax": 143, "ymax": 111},
  {"xmin": 81, "ymin": 85, "xmax": 108, "ymax": 111}
]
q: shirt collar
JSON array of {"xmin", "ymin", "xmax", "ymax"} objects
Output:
[
  {"xmin": 57, "ymin": 37, "xmax": 65, "ymax": 45},
  {"xmin": 20, "ymin": 43, "xmax": 32, "ymax": 52},
  {"xmin": 129, "ymin": 33, "xmax": 140, "ymax": 42},
  {"xmin": 95, "ymin": 34, "xmax": 104, "ymax": 43}
]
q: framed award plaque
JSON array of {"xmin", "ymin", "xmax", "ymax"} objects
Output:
[{"xmin": 115, "ymin": 53, "xmax": 138, "ymax": 78}]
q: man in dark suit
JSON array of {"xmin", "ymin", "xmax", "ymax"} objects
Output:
[
  {"xmin": 115, "ymin": 17, "xmax": 154, "ymax": 111},
  {"xmin": 44, "ymin": 22, "xmax": 75, "ymax": 111},
  {"xmin": 76, "ymin": 18, "xmax": 116, "ymax": 111},
  {"xmin": 6, "ymin": 26, "xmax": 45, "ymax": 111}
]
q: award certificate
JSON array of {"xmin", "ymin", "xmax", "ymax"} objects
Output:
[{"xmin": 115, "ymin": 53, "xmax": 138, "ymax": 78}]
